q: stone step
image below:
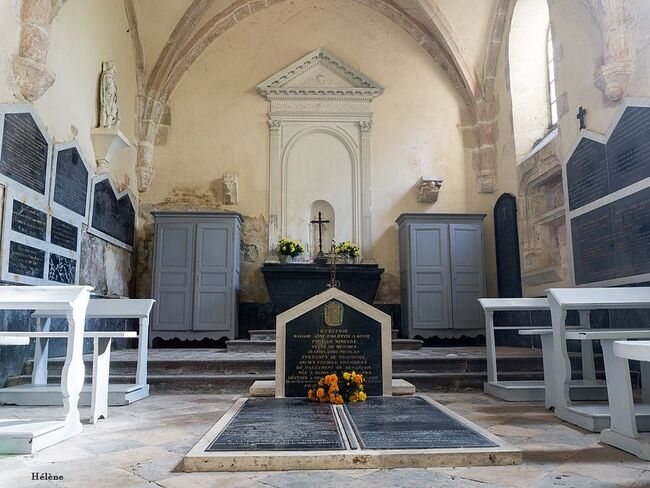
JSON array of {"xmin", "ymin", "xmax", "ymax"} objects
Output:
[
  {"xmin": 248, "ymin": 329, "xmax": 400, "ymax": 341},
  {"xmin": 8, "ymin": 369, "xmax": 602, "ymax": 394},
  {"xmin": 21, "ymin": 352, "xmax": 595, "ymax": 377},
  {"xmin": 226, "ymin": 338, "xmax": 423, "ymax": 353}
]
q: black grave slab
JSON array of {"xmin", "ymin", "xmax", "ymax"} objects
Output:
[
  {"xmin": 345, "ymin": 396, "xmax": 496, "ymax": 450},
  {"xmin": 50, "ymin": 217, "xmax": 78, "ymax": 251},
  {"xmin": 607, "ymin": 107, "xmax": 650, "ymax": 192},
  {"xmin": 8, "ymin": 241, "xmax": 45, "ymax": 279},
  {"xmin": 91, "ymin": 178, "xmax": 135, "ymax": 247},
  {"xmin": 0, "ymin": 112, "xmax": 49, "ymax": 194},
  {"xmin": 284, "ymin": 299, "xmax": 383, "ymax": 397},
  {"xmin": 48, "ymin": 253, "xmax": 76, "ymax": 284},
  {"xmin": 53, "ymin": 147, "xmax": 89, "ymax": 216},
  {"xmin": 571, "ymin": 204, "xmax": 616, "ymax": 284},
  {"xmin": 494, "ymin": 193, "xmax": 522, "ymax": 298},
  {"xmin": 566, "ymin": 138, "xmax": 609, "ymax": 211},
  {"xmin": 207, "ymin": 398, "xmax": 344, "ymax": 452},
  {"xmin": 612, "ymin": 187, "xmax": 650, "ymax": 279},
  {"xmin": 11, "ymin": 200, "xmax": 47, "ymax": 241}
]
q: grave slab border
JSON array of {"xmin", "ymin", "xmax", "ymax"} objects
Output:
[{"xmin": 183, "ymin": 395, "xmax": 521, "ymax": 472}]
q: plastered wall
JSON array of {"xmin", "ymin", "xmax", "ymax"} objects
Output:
[{"xmin": 139, "ymin": 0, "xmax": 509, "ymax": 304}]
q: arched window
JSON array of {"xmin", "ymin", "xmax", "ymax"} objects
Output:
[
  {"xmin": 509, "ymin": 0, "xmax": 553, "ymax": 160},
  {"xmin": 547, "ymin": 27, "xmax": 558, "ymax": 127}
]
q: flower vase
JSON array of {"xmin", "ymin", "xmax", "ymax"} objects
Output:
[
  {"xmin": 345, "ymin": 256, "xmax": 354, "ymax": 265},
  {"xmin": 279, "ymin": 255, "xmax": 292, "ymax": 264}
]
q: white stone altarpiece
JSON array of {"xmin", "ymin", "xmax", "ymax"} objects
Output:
[{"xmin": 257, "ymin": 48, "xmax": 383, "ymax": 262}]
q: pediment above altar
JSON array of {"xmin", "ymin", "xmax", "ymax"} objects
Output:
[{"xmin": 257, "ymin": 48, "xmax": 383, "ymax": 101}]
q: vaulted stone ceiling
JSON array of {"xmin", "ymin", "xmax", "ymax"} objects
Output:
[{"xmin": 130, "ymin": 0, "xmax": 510, "ymax": 193}]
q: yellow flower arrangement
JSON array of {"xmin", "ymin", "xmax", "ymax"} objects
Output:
[
  {"xmin": 277, "ymin": 237, "xmax": 304, "ymax": 257},
  {"xmin": 335, "ymin": 241, "xmax": 360, "ymax": 258},
  {"xmin": 307, "ymin": 371, "xmax": 366, "ymax": 404}
]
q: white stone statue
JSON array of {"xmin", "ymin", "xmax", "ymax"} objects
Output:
[
  {"xmin": 100, "ymin": 61, "xmax": 120, "ymax": 129},
  {"xmin": 222, "ymin": 173, "xmax": 239, "ymax": 205}
]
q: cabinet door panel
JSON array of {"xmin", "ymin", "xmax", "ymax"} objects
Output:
[
  {"xmin": 450, "ymin": 224, "xmax": 485, "ymax": 329},
  {"xmin": 410, "ymin": 224, "xmax": 450, "ymax": 330},
  {"xmin": 193, "ymin": 223, "xmax": 231, "ymax": 332},
  {"xmin": 153, "ymin": 224, "xmax": 194, "ymax": 331}
]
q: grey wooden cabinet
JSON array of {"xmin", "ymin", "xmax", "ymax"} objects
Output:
[
  {"xmin": 396, "ymin": 213, "xmax": 486, "ymax": 338},
  {"xmin": 151, "ymin": 211, "xmax": 242, "ymax": 341}
]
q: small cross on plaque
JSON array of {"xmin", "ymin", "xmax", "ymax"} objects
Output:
[{"xmin": 577, "ymin": 106, "xmax": 587, "ymax": 130}]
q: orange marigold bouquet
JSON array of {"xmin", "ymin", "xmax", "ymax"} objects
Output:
[{"xmin": 307, "ymin": 371, "xmax": 367, "ymax": 405}]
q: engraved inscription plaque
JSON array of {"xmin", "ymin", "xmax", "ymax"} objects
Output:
[
  {"xmin": 8, "ymin": 241, "xmax": 45, "ymax": 278},
  {"xmin": 51, "ymin": 217, "xmax": 78, "ymax": 251},
  {"xmin": 0, "ymin": 112, "xmax": 49, "ymax": 194},
  {"xmin": 571, "ymin": 186, "xmax": 650, "ymax": 284},
  {"xmin": 11, "ymin": 200, "xmax": 47, "ymax": 241},
  {"xmin": 345, "ymin": 397, "xmax": 496, "ymax": 450},
  {"xmin": 284, "ymin": 299, "xmax": 382, "ymax": 397},
  {"xmin": 48, "ymin": 253, "xmax": 76, "ymax": 284},
  {"xmin": 607, "ymin": 107, "xmax": 650, "ymax": 192},
  {"xmin": 91, "ymin": 178, "xmax": 135, "ymax": 247},
  {"xmin": 53, "ymin": 147, "xmax": 89, "ymax": 216},
  {"xmin": 566, "ymin": 138, "xmax": 608, "ymax": 211},
  {"xmin": 207, "ymin": 398, "xmax": 344, "ymax": 451}
]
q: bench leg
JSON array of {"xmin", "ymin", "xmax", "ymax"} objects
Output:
[
  {"xmin": 540, "ymin": 334, "xmax": 555, "ymax": 409},
  {"xmin": 91, "ymin": 337, "xmax": 112, "ymax": 424},
  {"xmin": 32, "ymin": 318, "xmax": 50, "ymax": 385},
  {"xmin": 579, "ymin": 311, "xmax": 596, "ymax": 381},
  {"xmin": 135, "ymin": 318, "xmax": 149, "ymax": 388},
  {"xmin": 601, "ymin": 339, "xmax": 637, "ymax": 438},
  {"xmin": 485, "ymin": 311, "xmax": 497, "ymax": 383}
]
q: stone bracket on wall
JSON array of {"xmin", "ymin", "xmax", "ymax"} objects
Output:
[{"xmin": 90, "ymin": 128, "xmax": 130, "ymax": 173}]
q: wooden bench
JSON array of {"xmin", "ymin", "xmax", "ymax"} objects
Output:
[
  {"xmin": 548, "ymin": 287, "xmax": 650, "ymax": 432},
  {"xmin": 0, "ymin": 298, "xmax": 155, "ymax": 424},
  {"xmin": 479, "ymin": 298, "xmax": 605, "ymax": 405},
  {"xmin": 0, "ymin": 285, "xmax": 91, "ymax": 454},
  {"xmin": 599, "ymin": 340, "xmax": 650, "ymax": 459}
]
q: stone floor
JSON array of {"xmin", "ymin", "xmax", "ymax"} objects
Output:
[{"xmin": 2, "ymin": 392, "xmax": 649, "ymax": 488}]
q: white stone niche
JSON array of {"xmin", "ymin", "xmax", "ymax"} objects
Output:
[
  {"xmin": 275, "ymin": 287, "xmax": 392, "ymax": 398},
  {"xmin": 257, "ymin": 48, "xmax": 383, "ymax": 262}
]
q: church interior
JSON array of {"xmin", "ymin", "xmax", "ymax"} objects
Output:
[{"xmin": 1, "ymin": 0, "xmax": 650, "ymax": 486}]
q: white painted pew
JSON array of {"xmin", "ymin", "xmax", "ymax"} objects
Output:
[
  {"xmin": 0, "ymin": 286, "xmax": 91, "ymax": 454},
  {"xmin": 479, "ymin": 298, "xmax": 604, "ymax": 405},
  {"xmin": 0, "ymin": 337, "xmax": 29, "ymax": 345},
  {"xmin": 548, "ymin": 287, "xmax": 650, "ymax": 432},
  {"xmin": 0, "ymin": 299, "xmax": 155, "ymax": 424},
  {"xmin": 599, "ymin": 340, "xmax": 650, "ymax": 459}
]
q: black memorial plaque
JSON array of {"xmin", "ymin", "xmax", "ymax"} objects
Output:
[
  {"xmin": 571, "ymin": 204, "xmax": 616, "ymax": 284},
  {"xmin": 345, "ymin": 396, "xmax": 496, "ymax": 450},
  {"xmin": 0, "ymin": 112, "xmax": 49, "ymax": 194},
  {"xmin": 91, "ymin": 178, "xmax": 135, "ymax": 247},
  {"xmin": 207, "ymin": 398, "xmax": 344, "ymax": 452},
  {"xmin": 53, "ymin": 147, "xmax": 89, "ymax": 216},
  {"xmin": 8, "ymin": 241, "xmax": 45, "ymax": 278},
  {"xmin": 612, "ymin": 187, "xmax": 650, "ymax": 279},
  {"xmin": 284, "ymin": 300, "xmax": 383, "ymax": 397},
  {"xmin": 571, "ymin": 186, "xmax": 650, "ymax": 284},
  {"xmin": 47, "ymin": 253, "xmax": 76, "ymax": 284},
  {"xmin": 51, "ymin": 217, "xmax": 78, "ymax": 251},
  {"xmin": 607, "ymin": 107, "xmax": 650, "ymax": 193},
  {"xmin": 11, "ymin": 200, "xmax": 47, "ymax": 241},
  {"xmin": 566, "ymin": 138, "xmax": 608, "ymax": 211}
]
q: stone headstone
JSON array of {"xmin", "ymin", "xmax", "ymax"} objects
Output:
[
  {"xmin": 494, "ymin": 193, "xmax": 522, "ymax": 298},
  {"xmin": 566, "ymin": 103, "xmax": 650, "ymax": 285},
  {"xmin": 276, "ymin": 287, "xmax": 392, "ymax": 398}
]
